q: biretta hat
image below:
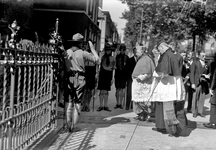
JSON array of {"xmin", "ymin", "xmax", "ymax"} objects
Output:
[{"xmin": 158, "ymin": 42, "xmax": 170, "ymax": 53}]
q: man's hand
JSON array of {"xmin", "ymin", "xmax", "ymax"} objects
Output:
[
  {"xmin": 210, "ymin": 89, "xmax": 214, "ymax": 96},
  {"xmin": 111, "ymin": 79, "xmax": 114, "ymax": 86},
  {"xmin": 88, "ymin": 41, "xmax": 99, "ymax": 62},
  {"xmin": 204, "ymin": 74, "xmax": 210, "ymax": 79},
  {"xmin": 191, "ymin": 84, "xmax": 196, "ymax": 90}
]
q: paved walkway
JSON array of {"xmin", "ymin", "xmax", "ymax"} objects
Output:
[{"xmin": 30, "ymin": 85, "xmax": 216, "ymax": 150}]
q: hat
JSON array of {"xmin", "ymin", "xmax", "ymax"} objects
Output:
[
  {"xmin": 104, "ymin": 43, "xmax": 113, "ymax": 51},
  {"xmin": 120, "ymin": 44, "xmax": 126, "ymax": 51},
  {"xmin": 72, "ymin": 33, "xmax": 84, "ymax": 42},
  {"xmin": 158, "ymin": 42, "xmax": 170, "ymax": 53}
]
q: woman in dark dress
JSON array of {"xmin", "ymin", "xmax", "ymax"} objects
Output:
[{"xmin": 97, "ymin": 44, "xmax": 115, "ymax": 111}]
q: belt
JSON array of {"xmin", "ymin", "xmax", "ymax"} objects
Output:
[{"xmin": 66, "ymin": 71, "xmax": 85, "ymax": 77}]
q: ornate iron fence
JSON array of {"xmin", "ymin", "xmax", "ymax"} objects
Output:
[{"xmin": 0, "ymin": 43, "xmax": 59, "ymax": 150}]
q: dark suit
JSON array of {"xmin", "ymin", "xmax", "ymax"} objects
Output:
[
  {"xmin": 124, "ymin": 56, "xmax": 137, "ymax": 109},
  {"xmin": 183, "ymin": 61, "xmax": 193, "ymax": 112},
  {"xmin": 209, "ymin": 62, "xmax": 216, "ymax": 124},
  {"xmin": 190, "ymin": 58, "xmax": 208, "ymax": 116}
]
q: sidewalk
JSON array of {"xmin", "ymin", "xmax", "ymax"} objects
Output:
[{"xmin": 31, "ymin": 86, "xmax": 216, "ymax": 150}]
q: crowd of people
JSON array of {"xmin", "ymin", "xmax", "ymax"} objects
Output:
[{"xmin": 61, "ymin": 32, "xmax": 216, "ymax": 136}]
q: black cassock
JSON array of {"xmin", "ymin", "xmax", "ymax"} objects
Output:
[
  {"xmin": 156, "ymin": 48, "xmax": 188, "ymax": 132},
  {"xmin": 155, "ymin": 49, "xmax": 181, "ymax": 77}
]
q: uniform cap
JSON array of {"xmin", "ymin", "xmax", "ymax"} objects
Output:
[
  {"xmin": 72, "ymin": 33, "xmax": 84, "ymax": 42},
  {"xmin": 120, "ymin": 44, "xmax": 126, "ymax": 51}
]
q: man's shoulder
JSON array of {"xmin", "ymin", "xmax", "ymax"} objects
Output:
[{"xmin": 129, "ymin": 56, "xmax": 135, "ymax": 61}]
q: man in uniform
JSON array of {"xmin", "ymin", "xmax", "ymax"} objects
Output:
[
  {"xmin": 64, "ymin": 33, "xmax": 99, "ymax": 132},
  {"xmin": 114, "ymin": 44, "xmax": 129, "ymax": 109}
]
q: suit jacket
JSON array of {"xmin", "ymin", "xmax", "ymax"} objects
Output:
[
  {"xmin": 210, "ymin": 62, "xmax": 216, "ymax": 104},
  {"xmin": 189, "ymin": 57, "xmax": 205, "ymax": 87},
  {"xmin": 124, "ymin": 56, "xmax": 137, "ymax": 81}
]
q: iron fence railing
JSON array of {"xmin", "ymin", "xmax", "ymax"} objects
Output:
[{"xmin": 0, "ymin": 44, "xmax": 59, "ymax": 150}]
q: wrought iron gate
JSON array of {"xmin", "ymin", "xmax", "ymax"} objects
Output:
[{"xmin": 0, "ymin": 44, "xmax": 59, "ymax": 150}]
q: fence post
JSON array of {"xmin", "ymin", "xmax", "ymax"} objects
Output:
[{"xmin": 8, "ymin": 64, "xmax": 15, "ymax": 150}]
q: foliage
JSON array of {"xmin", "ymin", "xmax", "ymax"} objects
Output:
[{"xmin": 119, "ymin": 0, "xmax": 216, "ymax": 50}]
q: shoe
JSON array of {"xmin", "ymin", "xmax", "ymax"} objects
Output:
[
  {"xmin": 97, "ymin": 107, "xmax": 103, "ymax": 111},
  {"xmin": 145, "ymin": 115, "xmax": 151, "ymax": 122},
  {"xmin": 152, "ymin": 128, "xmax": 166, "ymax": 133},
  {"xmin": 119, "ymin": 105, "xmax": 123, "ymax": 109},
  {"xmin": 203, "ymin": 123, "xmax": 216, "ymax": 129},
  {"xmin": 198, "ymin": 113, "xmax": 205, "ymax": 118},
  {"xmin": 114, "ymin": 104, "xmax": 119, "ymax": 109},
  {"xmin": 133, "ymin": 116, "xmax": 140, "ymax": 120},
  {"xmin": 103, "ymin": 107, "xmax": 111, "ymax": 112},
  {"xmin": 152, "ymin": 127, "xmax": 158, "ymax": 131},
  {"xmin": 58, "ymin": 102, "xmax": 64, "ymax": 108},
  {"xmin": 187, "ymin": 110, "xmax": 192, "ymax": 113},
  {"xmin": 72, "ymin": 127, "xmax": 81, "ymax": 132},
  {"xmin": 81, "ymin": 107, "xmax": 87, "ymax": 112},
  {"xmin": 86, "ymin": 108, "xmax": 90, "ymax": 112}
]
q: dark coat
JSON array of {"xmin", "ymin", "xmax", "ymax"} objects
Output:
[
  {"xmin": 190, "ymin": 57, "xmax": 209, "ymax": 94},
  {"xmin": 210, "ymin": 62, "xmax": 216, "ymax": 104},
  {"xmin": 190, "ymin": 58, "xmax": 205, "ymax": 86},
  {"xmin": 124, "ymin": 56, "xmax": 137, "ymax": 81}
]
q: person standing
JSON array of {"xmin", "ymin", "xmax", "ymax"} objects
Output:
[
  {"xmin": 190, "ymin": 51, "xmax": 209, "ymax": 118},
  {"xmin": 204, "ymin": 60, "xmax": 216, "ymax": 129},
  {"xmin": 131, "ymin": 46, "xmax": 155, "ymax": 121},
  {"xmin": 114, "ymin": 44, "xmax": 129, "ymax": 109},
  {"xmin": 97, "ymin": 44, "xmax": 115, "ymax": 111},
  {"xmin": 124, "ymin": 47, "xmax": 138, "ymax": 110},
  {"xmin": 184, "ymin": 51, "xmax": 194, "ymax": 113},
  {"xmin": 151, "ymin": 41, "xmax": 185, "ymax": 137},
  {"xmin": 63, "ymin": 33, "xmax": 99, "ymax": 132},
  {"xmin": 170, "ymin": 42, "xmax": 188, "ymax": 133},
  {"xmin": 82, "ymin": 41, "xmax": 98, "ymax": 112}
]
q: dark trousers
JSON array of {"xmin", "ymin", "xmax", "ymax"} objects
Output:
[
  {"xmin": 185, "ymin": 83, "xmax": 193, "ymax": 111},
  {"xmin": 192, "ymin": 85, "xmax": 205, "ymax": 115},
  {"xmin": 210, "ymin": 104, "xmax": 216, "ymax": 124},
  {"xmin": 126, "ymin": 79, "xmax": 132, "ymax": 109}
]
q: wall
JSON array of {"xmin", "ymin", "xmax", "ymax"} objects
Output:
[{"xmin": 2, "ymin": 0, "xmax": 34, "ymax": 27}]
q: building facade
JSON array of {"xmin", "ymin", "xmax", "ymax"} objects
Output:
[
  {"xmin": 0, "ymin": 0, "xmax": 101, "ymax": 50},
  {"xmin": 33, "ymin": 0, "xmax": 101, "ymax": 49},
  {"xmin": 98, "ymin": 4, "xmax": 119, "ymax": 52}
]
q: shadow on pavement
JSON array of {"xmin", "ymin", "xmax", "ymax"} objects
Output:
[
  {"xmin": 50, "ymin": 117, "xmax": 131, "ymax": 150},
  {"xmin": 179, "ymin": 120, "xmax": 197, "ymax": 137}
]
